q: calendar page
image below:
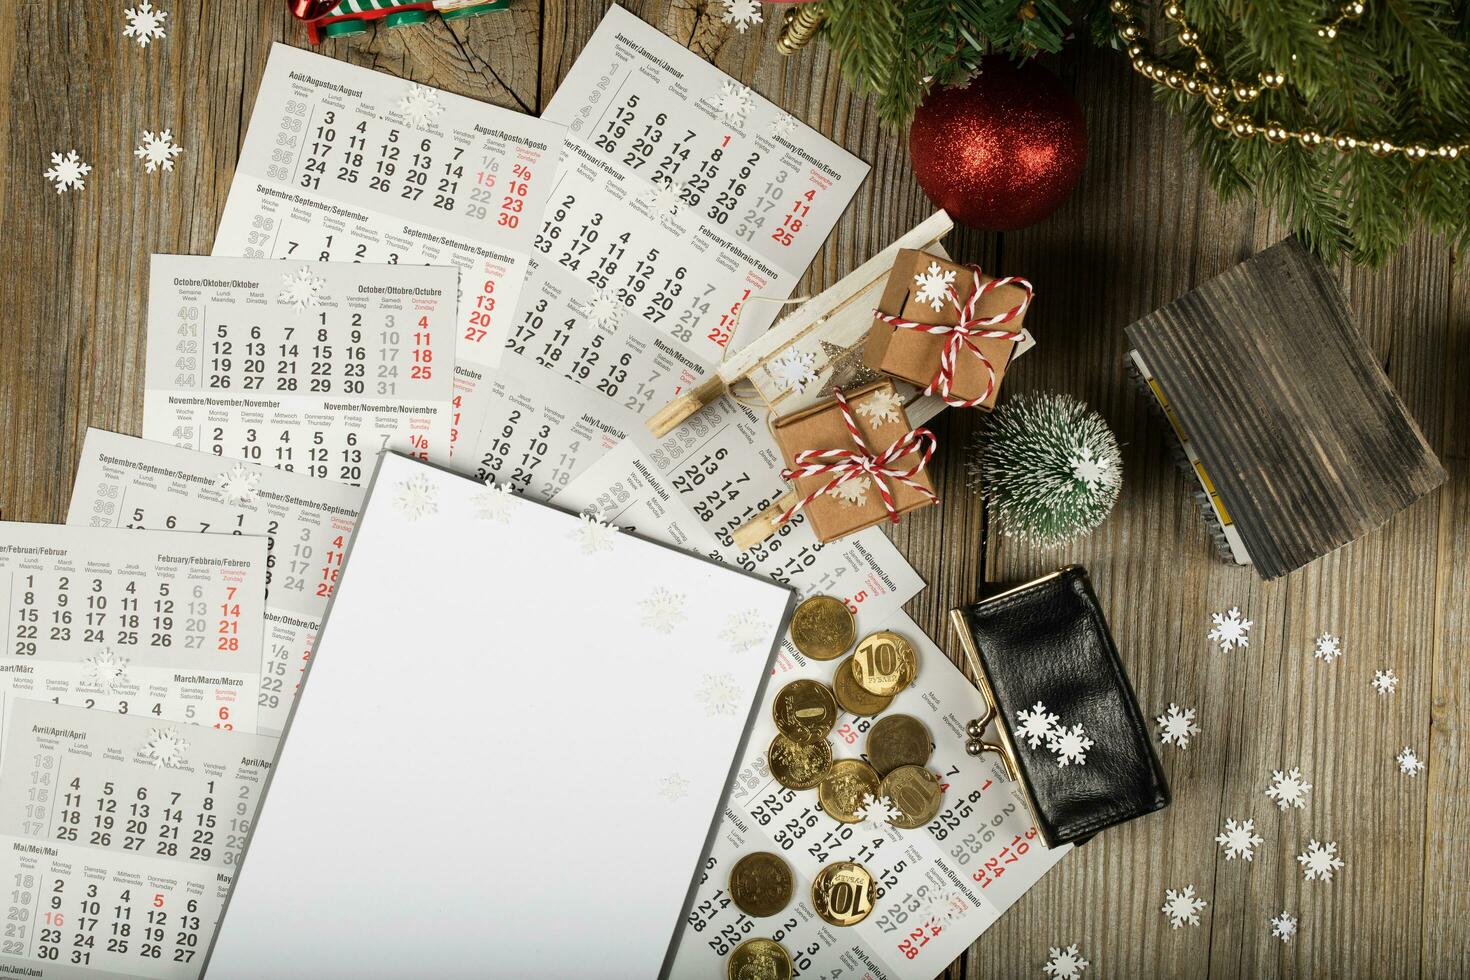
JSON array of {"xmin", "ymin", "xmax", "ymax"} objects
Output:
[
  {"xmin": 0, "ymin": 522, "xmax": 267, "ymax": 744},
  {"xmin": 458, "ymin": 4, "xmax": 869, "ymax": 485},
  {"xmin": 142, "ymin": 254, "xmax": 457, "ymax": 478},
  {"xmin": 210, "ymin": 42, "xmax": 564, "ymax": 459},
  {"xmin": 0, "ymin": 698, "xmax": 276, "ymax": 979},
  {"xmin": 65, "ymin": 430, "xmax": 363, "ymax": 738}
]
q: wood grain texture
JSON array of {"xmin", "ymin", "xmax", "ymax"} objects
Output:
[{"xmin": 0, "ymin": 2, "xmax": 1465, "ymax": 977}]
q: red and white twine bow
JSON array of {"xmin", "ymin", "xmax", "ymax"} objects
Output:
[
  {"xmin": 872, "ymin": 265, "xmax": 1033, "ymax": 408},
  {"xmin": 775, "ymin": 389, "xmax": 938, "ymax": 528}
]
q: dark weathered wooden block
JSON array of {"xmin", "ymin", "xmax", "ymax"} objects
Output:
[{"xmin": 1125, "ymin": 239, "xmax": 1446, "ymax": 580}]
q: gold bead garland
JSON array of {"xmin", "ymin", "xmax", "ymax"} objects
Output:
[
  {"xmin": 1110, "ymin": 0, "xmax": 1469, "ymax": 161},
  {"xmin": 776, "ymin": 4, "xmax": 827, "ymax": 56}
]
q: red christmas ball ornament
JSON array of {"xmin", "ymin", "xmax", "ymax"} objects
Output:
[{"xmin": 909, "ymin": 58, "xmax": 1087, "ymax": 231}]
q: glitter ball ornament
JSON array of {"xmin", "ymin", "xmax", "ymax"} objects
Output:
[{"xmin": 908, "ymin": 58, "xmax": 1087, "ymax": 231}]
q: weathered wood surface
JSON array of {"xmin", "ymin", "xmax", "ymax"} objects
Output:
[{"xmin": 0, "ymin": 2, "xmax": 1465, "ymax": 977}]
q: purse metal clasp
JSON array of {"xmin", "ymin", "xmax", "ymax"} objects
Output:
[{"xmin": 948, "ymin": 608, "xmax": 1021, "ymax": 783}]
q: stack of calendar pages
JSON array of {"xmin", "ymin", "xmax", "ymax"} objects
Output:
[{"xmin": 0, "ymin": 7, "xmax": 1066, "ymax": 979}]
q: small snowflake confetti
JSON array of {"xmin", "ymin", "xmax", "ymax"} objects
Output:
[
  {"xmin": 913, "ymin": 261, "xmax": 958, "ymax": 312},
  {"xmin": 1015, "ymin": 701, "xmax": 1061, "ymax": 749},
  {"xmin": 1396, "ymin": 746, "xmax": 1426, "ymax": 776},
  {"xmin": 769, "ymin": 350, "xmax": 818, "ymax": 393},
  {"xmin": 640, "ymin": 177, "xmax": 682, "ymax": 222},
  {"xmin": 1371, "ymin": 668, "xmax": 1399, "ymax": 695},
  {"xmin": 394, "ymin": 474, "xmax": 439, "ymax": 521},
  {"xmin": 829, "ymin": 476, "xmax": 871, "ymax": 507},
  {"xmin": 719, "ymin": 0, "xmax": 763, "ymax": 31},
  {"xmin": 579, "ymin": 285, "xmax": 624, "ymax": 332},
  {"xmin": 767, "ymin": 112, "xmax": 798, "ymax": 141},
  {"xmin": 853, "ymin": 792, "xmax": 901, "ymax": 826},
  {"xmin": 1208, "ymin": 607, "xmax": 1253, "ymax": 652},
  {"xmin": 920, "ymin": 890, "xmax": 970, "ymax": 927},
  {"xmin": 1046, "ymin": 723, "xmax": 1094, "ymax": 767},
  {"xmin": 1214, "ymin": 818, "xmax": 1264, "ymax": 861},
  {"xmin": 1043, "ymin": 943, "xmax": 1090, "ymax": 979},
  {"xmin": 144, "ymin": 728, "xmax": 189, "ymax": 769},
  {"xmin": 698, "ymin": 672, "xmax": 742, "ymax": 716},
  {"xmin": 1313, "ymin": 632, "xmax": 1344, "ymax": 664},
  {"xmin": 123, "ymin": 1, "xmax": 167, "ymax": 46},
  {"xmin": 218, "ymin": 463, "xmax": 260, "ymax": 505},
  {"xmin": 44, "ymin": 150, "xmax": 92, "ymax": 194},
  {"xmin": 279, "ymin": 266, "xmax": 325, "ymax": 310},
  {"xmin": 659, "ymin": 772, "xmax": 690, "ymax": 801},
  {"xmin": 1269, "ymin": 910, "xmax": 1298, "ymax": 943},
  {"xmin": 856, "ymin": 387, "xmax": 904, "ymax": 426},
  {"xmin": 1069, "ymin": 446, "xmax": 1116, "ymax": 492},
  {"xmin": 1297, "ymin": 839, "xmax": 1344, "ymax": 882},
  {"xmin": 640, "ymin": 587, "xmax": 687, "ymax": 634},
  {"xmin": 572, "ymin": 513, "xmax": 618, "ymax": 554},
  {"xmin": 84, "ymin": 650, "xmax": 130, "ymax": 692},
  {"xmin": 1265, "ymin": 767, "xmax": 1312, "ymax": 810},
  {"xmin": 1161, "ymin": 885, "xmax": 1207, "ymax": 928},
  {"xmin": 134, "ymin": 128, "xmax": 182, "ymax": 173},
  {"xmin": 720, "ymin": 609, "xmax": 769, "ymax": 654},
  {"xmin": 397, "ymin": 86, "xmax": 443, "ymax": 127},
  {"xmin": 1156, "ymin": 703, "xmax": 1201, "ymax": 750},
  {"xmin": 471, "ymin": 481, "xmax": 515, "ymax": 523},
  {"xmin": 716, "ymin": 79, "xmax": 754, "ymax": 126}
]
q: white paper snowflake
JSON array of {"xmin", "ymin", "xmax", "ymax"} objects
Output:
[
  {"xmin": 1265, "ymin": 767, "xmax": 1312, "ymax": 810},
  {"xmin": 218, "ymin": 463, "xmax": 259, "ymax": 505},
  {"xmin": 1296, "ymin": 839, "xmax": 1344, "ymax": 882},
  {"xmin": 397, "ymin": 86, "xmax": 443, "ymax": 127},
  {"xmin": 640, "ymin": 587, "xmax": 687, "ymax": 634},
  {"xmin": 856, "ymin": 387, "xmax": 904, "ymax": 426},
  {"xmin": 1313, "ymin": 632, "xmax": 1343, "ymax": 664},
  {"xmin": 144, "ymin": 728, "xmax": 189, "ymax": 769},
  {"xmin": 1161, "ymin": 885, "xmax": 1207, "ymax": 928},
  {"xmin": 578, "ymin": 285, "xmax": 624, "ymax": 332},
  {"xmin": 1046, "ymin": 724, "xmax": 1094, "ymax": 767},
  {"xmin": 1371, "ymin": 668, "xmax": 1399, "ymax": 695},
  {"xmin": 716, "ymin": 79, "xmax": 754, "ymax": 126},
  {"xmin": 1069, "ymin": 446, "xmax": 1116, "ymax": 492},
  {"xmin": 659, "ymin": 772, "xmax": 690, "ymax": 802},
  {"xmin": 853, "ymin": 792, "xmax": 901, "ymax": 826},
  {"xmin": 394, "ymin": 474, "xmax": 438, "ymax": 521},
  {"xmin": 134, "ymin": 128, "xmax": 182, "ymax": 173},
  {"xmin": 1396, "ymin": 746, "xmax": 1426, "ymax": 776},
  {"xmin": 719, "ymin": 0, "xmax": 764, "ymax": 31},
  {"xmin": 920, "ymin": 890, "xmax": 969, "ymax": 927},
  {"xmin": 640, "ymin": 177, "xmax": 682, "ymax": 222},
  {"xmin": 1269, "ymin": 910, "xmax": 1298, "ymax": 943},
  {"xmin": 698, "ymin": 672, "xmax": 742, "ymax": 716},
  {"xmin": 720, "ymin": 609, "xmax": 769, "ymax": 654},
  {"xmin": 1214, "ymin": 818, "xmax": 1264, "ymax": 861},
  {"xmin": 471, "ymin": 481, "xmax": 515, "ymax": 523},
  {"xmin": 279, "ymin": 266, "xmax": 324, "ymax": 310},
  {"xmin": 1015, "ymin": 701, "xmax": 1061, "ymax": 749},
  {"xmin": 1156, "ymin": 703, "xmax": 1201, "ymax": 750},
  {"xmin": 572, "ymin": 513, "xmax": 618, "ymax": 554},
  {"xmin": 767, "ymin": 112, "xmax": 798, "ymax": 141},
  {"xmin": 84, "ymin": 650, "xmax": 130, "ymax": 692},
  {"xmin": 1207, "ymin": 607, "xmax": 1253, "ymax": 652},
  {"xmin": 829, "ymin": 477, "xmax": 871, "ymax": 507},
  {"xmin": 769, "ymin": 350, "xmax": 818, "ymax": 393},
  {"xmin": 913, "ymin": 261, "xmax": 958, "ymax": 312},
  {"xmin": 1043, "ymin": 943, "xmax": 1090, "ymax": 979},
  {"xmin": 123, "ymin": 1, "xmax": 167, "ymax": 46},
  {"xmin": 44, "ymin": 150, "xmax": 92, "ymax": 194}
]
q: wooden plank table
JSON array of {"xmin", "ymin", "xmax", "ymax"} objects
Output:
[{"xmin": 1, "ymin": 2, "xmax": 1465, "ymax": 976}]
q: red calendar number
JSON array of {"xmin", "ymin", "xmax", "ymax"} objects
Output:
[
  {"xmin": 771, "ymin": 189, "xmax": 817, "ymax": 247},
  {"xmin": 466, "ymin": 278, "xmax": 496, "ymax": 343},
  {"xmin": 217, "ymin": 586, "xmax": 240, "ymax": 652},
  {"xmin": 972, "ymin": 827, "xmax": 1040, "ymax": 888},
  {"xmin": 708, "ymin": 288, "xmax": 751, "ymax": 348}
]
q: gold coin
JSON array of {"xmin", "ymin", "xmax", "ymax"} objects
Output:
[
  {"xmin": 772, "ymin": 679, "xmax": 838, "ymax": 743},
  {"xmin": 880, "ymin": 765, "xmax": 944, "ymax": 829},
  {"xmin": 790, "ymin": 595, "xmax": 855, "ymax": 661},
  {"xmin": 817, "ymin": 759, "xmax": 881, "ymax": 824},
  {"xmin": 727, "ymin": 938, "xmax": 793, "ymax": 980},
  {"xmin": 768, "ymin": 734, "xmax": 833, "ymax": 790},
  {"xmin": 810, "ymin": 861, "xmax": 877, "ymax": 927},
  {"xmin": 729, "ymin": 852, "xmax": 795, "ymax": 918},
  {"xmin": 851, "ymin": 631, "xmax": 917, "ymax": 696},
  {"xmin": 866, "ymin": 714, "xmax": 934, "ymax": 776},
  {"xmin": 831, "ymin": 657, "xmax": 894, "ymax": 716}
]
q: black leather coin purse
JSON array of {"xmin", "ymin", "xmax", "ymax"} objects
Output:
[{"xmin": 949, "ymin": 566, "xmax": 1169, "ymax": 847}]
